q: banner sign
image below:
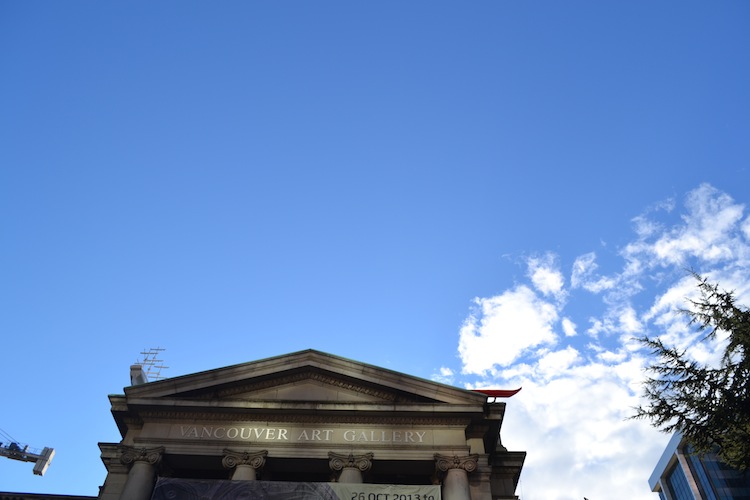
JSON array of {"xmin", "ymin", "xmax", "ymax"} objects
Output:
[{"xmin": 151, "ymin": 478, "xmax": 441, "ymax": 500}]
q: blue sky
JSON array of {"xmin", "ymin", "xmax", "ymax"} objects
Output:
[{"xmin": 1, "ymin": 2, "xmax": 749, "ymax": 499}]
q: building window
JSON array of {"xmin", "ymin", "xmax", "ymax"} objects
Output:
[
  {"xmin": 686, "ymin": 448, "xmax": 750, "ymax": 500},
  {"xmin": 666, "ymin": 461, "xmax": 695, "ymax": 500}
]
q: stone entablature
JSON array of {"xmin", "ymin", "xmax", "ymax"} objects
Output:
[
  {"xmin": 156, "ymin": 423, "xmax": 448, "ymax": 445},
  {"xmin": 177, "ymin": 424, "xmax": 430, "ymax": 443}
]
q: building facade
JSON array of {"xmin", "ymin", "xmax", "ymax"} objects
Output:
[
  {"xmin": 97, "ymin": 350, "xmax": 525, "ymax": 500},
  {"xmin": 649, "ymin": 433, "xmax": 750, "ymax": 499}
]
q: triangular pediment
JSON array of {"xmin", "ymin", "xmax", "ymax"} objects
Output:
[
  {"xmin": 244, "ymin": 379, "xmax": 382, "ymax": 402},
  {"xmin": 220, "ymin": 372, "xmax": 400, "ymax": 403},
  {"xmin": 123, "ymin": 350, "xmax": 486, "ymax": 405}
]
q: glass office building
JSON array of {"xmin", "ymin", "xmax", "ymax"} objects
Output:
[{"xmin": 649, "ymin": 433, "xmax": 750, "ymax": 499}]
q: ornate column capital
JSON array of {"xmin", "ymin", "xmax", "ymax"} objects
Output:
[
  {"xmin": 328, "ymin": 452, "xmax": 374, "ymax": 473},
  {"xmin": 222, "ymin": 449, "xmax": 268, "ymax": 471},
  {"xmin": 119, "ymin": 446, "xmax": 165, "ymax": 467},
  {"xmin": 434, "ymin": 453, "xmax": 479, "ymax": 474}
]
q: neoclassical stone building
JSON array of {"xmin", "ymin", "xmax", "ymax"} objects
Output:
[{"xmin": 98, "ymin": 350, "xmax": 525, "ymax": 500}]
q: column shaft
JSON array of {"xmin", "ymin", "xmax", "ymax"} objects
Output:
[
  {"xmin": 442, "ymin": 468, "xmax": 470, "ymax": 500},
  {"xmin": 119, "ymin": 446, "xmax": 163, "ymax": 500},
  {"xmin": 338, "ymin": 468, "xmax": 364, "ymax": 483},
  {"xmin": 232, "ymin": 464, "xmax": 257, "ymax": 480},
  {"xmin": 434, "ymin": 454, "xmax": 478, "ymax": 500},
  {"xmin": 120, "ymin": 461, "xmax": 156, "ymax": 500}
]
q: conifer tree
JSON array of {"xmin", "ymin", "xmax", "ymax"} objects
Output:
[{"xmin": 634, "ymin": 274, "xmax": 750, "ymax": 469}]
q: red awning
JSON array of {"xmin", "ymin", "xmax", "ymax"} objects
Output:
[{"xmin": 471, "ymin": 388, "xmax": 522, "ymax": 398}]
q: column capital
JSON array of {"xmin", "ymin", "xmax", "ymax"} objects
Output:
[
  {"xmin": 328, "ymin": 452, "xmax": 374, "ymax": 472},
  {"xmin": 434, "ymin": 453, "xmax": 479, "ymax": 473},
  {"xmin": 222, "ymin": 449, "xmax": 268, "ymax": 470},
  {"xmin": 119, "ymin": 445, "xmax": 165, "ymax": 467}
]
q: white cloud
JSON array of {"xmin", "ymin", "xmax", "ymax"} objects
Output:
[
  {"xmin": 431, "ymin": 366, "xmax": 455, "ymax": 384},
  {"xmin": 643, "ymin": 274, "xmax": 698, "ymax": 324},
  {"xmin": 571, "ymin": 252, "xmax": 616, "ymax": 293},
  {"xmin": 458, "ymin": 285, "xmax": 559, "ymax": 375},
  {"xmin": 586, "ymin": 317, "xmax": 606, "ymax": 337},
  {"xmin": 536, "ymin": 346, "xmax": 580, "ymax": 380},
  {"xmin": 742, "ymin": 216, "xmax": 750, "ymax": 240},
  {"xmin": 598, "ymin": 348, "xmax": 627, "ymax": 364},
  {"xmin": 617, "ymin": 305, "xmax": 642, "ymax": 334},
  {"xmin": 632, "ymin": 214, "xmax": 662, "ymax": 238},
  {"xmin": 561, "ymin": 317, "xmax": 577, "ymax": 337},
  {"xmin": 528, "ymin": 254, "xmax": 566, "ymax": 300},
  {"xmin": 623, "ymin": 184, "xmax": 748, "ymax": 269},
  {"xmin": 452, "ymin": 184, "xmax": 750, "ymax": 500},
  {"xmin": 496, "ymin": 348, "xmax": 668, "ymax": 500},
  {"xmin": 584, "ymin": 304, "xmax": 642, "ymax": 338},
  {"xmin": 571, "ymin": 252, "xmax": 596, "ymax": 288}
]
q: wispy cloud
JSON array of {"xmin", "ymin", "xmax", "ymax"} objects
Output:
[
  {"xmin": 446, "ymin": 184, "xmax": 750, "ymax": 499},
  {"xmin": 622, "ymin": 183, "xmax": 749, "ymax": 271},
  {"xmin": 571, "ymin": 252, "xmax": 616, "ymax": 293},
  {"xmin": 528, "ymin": 253, "xmax": 566, "ymax": 301}
]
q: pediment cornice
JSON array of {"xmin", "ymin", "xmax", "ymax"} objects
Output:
[
  {"xmin": 122, "ymin": 350, "xmax": 486, "ymax": 406},
  {"xmin": 214, "ymin": 370, "xmax": 410, "ymax": 402}
]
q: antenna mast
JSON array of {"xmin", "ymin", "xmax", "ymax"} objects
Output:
[{"xmin": 136, "ymin": 347, "xmax": 168, "ymax": 381}]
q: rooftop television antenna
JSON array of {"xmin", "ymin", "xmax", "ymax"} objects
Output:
[{"xmin": 136, "ymin": 347, "xmax": 169, "ymax": 381}]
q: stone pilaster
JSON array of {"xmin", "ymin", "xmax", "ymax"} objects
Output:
[
  {"xmin": 222, "ymin": 449, "xmax": 268, "ymax": 480},
  {"xmin": 329, "ymin": 452, "xmax": 373, "ymax": 483},
  {"xmin": 119, "ymin": 446, "xmax": 164, "ymax": 500},
  {"xmin": 435, "ymin": 454, "xmax": 479, "ymax": 500}
]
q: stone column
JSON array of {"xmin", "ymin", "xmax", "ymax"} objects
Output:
[
  {"xmin": 222, "ymin": 449, "xmax": 268, "ymax": 480},
  {"xmin": 119, "ymin": 446, "xmax": 164, "ymax": 500},
  {"xmin": 328, "ymin": 452, "xmax": 373, "ymax": 483},
  {"xmin": 434, "ymin": 454, "xmax": 478, "ymax": 500}
]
